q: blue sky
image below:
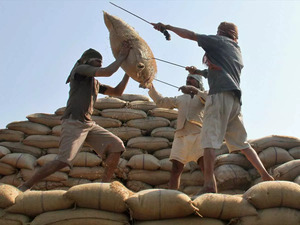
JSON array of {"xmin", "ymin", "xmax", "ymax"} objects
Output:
[{"xmin": 0, "ymin": 0, "xmax": 299, "ymax": 140}]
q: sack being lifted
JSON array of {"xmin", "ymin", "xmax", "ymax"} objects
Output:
[{"xmin": 103, "ymin": 11, "xmax": 157, "ymax": 88}]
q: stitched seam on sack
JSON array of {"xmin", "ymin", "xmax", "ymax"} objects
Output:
[
  {"xmin": 15, "ymin": 153, "xmax": 23, "ymax": 168},
  {"xmin": 217, "ymin": 194, "xmax": 226, "ymax": 219}
]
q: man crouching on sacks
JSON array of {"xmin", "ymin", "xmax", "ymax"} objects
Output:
[
  {"xmin": 145, "ymin": 71, "xmax": 208, "ymax": 190},
  {"xmin": 18, "ymin": 41, "xmax": 131, "ymax": 192}
]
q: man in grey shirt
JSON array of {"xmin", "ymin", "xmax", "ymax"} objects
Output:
[{"xmin": 152, "ymin": 22, "xmax": 273, "ymax": 196}]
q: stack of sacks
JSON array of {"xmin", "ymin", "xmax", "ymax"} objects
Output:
[{"xmin": 0, "ymin": 94, "xmax": 300, "ymax": 194}]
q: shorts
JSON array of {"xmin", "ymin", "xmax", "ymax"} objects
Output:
[
  {"xmin": 56, "ymin": 118, "xmax": 125, "ymax": 167},
  {"xmin": 170, "ymin": 132, "xmax": 203, "ymax": 165},
  {"xmin": 200, "ymin": 91, "xmax": 250, "ymax": 152}
]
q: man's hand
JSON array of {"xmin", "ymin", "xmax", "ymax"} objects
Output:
[
  {"xmin": 178, "ymin": 85, "xmax": 199, "ymax": 98},
  {"xmin": 185, "ymin": 66, "xmax": 198, "ymax": 74},
  {"xmin": 118, "ymin": 41, "xmax": 132, "ymax": 59},
  {"xmin": 151, "ymin": 22, "xmax": 168, "ymax": 31}
]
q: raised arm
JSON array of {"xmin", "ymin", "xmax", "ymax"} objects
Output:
[
  {"xmin": 102, "ymin": 73, "xmax": 130, "ymax": 97},
  {"xmin": 152, "ymin": 23, "xmax": 198, "ymax": 41},
  {"xmin": 185, "ymin": 66, "xmax": 208, "ymax": 78}
]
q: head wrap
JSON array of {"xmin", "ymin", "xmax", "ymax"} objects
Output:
[
  {"xmin": 217, "ymin": 22, "xmax": 238, "ymax": 41},
  {"xmin": 80, "ymin": 48, "xmax": 102, "ymax": 63},
  {"xmin": 187, "ymin": 74, "xmax": 204, "ymax": 91}
]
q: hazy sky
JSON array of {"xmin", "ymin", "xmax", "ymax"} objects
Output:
[{"xmin": 1, "ymin": 0, "xmax": 299, "ymax": 140}]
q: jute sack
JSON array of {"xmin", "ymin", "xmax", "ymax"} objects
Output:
[
  {"xmin": 36, "ymin": 154, "xmax": 70, "ymax": 172},
  {"xmin": 135, "ymin": 217, "xmax": 226, "ymax": 225},
  {"xmin": 64, "ymin": 182, "xmax": 133, "ymax": 213},
  {"xmin": 0, "ymin": 208, "xmax": 30, "ymax": 225},
  {"xmin": 127, "ymin": 137, "xmax": 170, "ymax": 152},
  {"xmin": 192, "ymin": 193, "xmax": 257, "ymax": 220},
  {"xmin": 0, "ymin": 183, "xmax": 21, "ymax": 208},
  {"xmin": 91, "ymin": 116, "xmax": 122, "ymax": 128},
  {"xmin": 30, "ymin": 208, "xmax": 130, "ymax": 225},
  {"xmin": 115, "ymin": 158, "xmax": 129, "ymax": 180},
  {"xmin": 121, "ymin": 147, "xmax": 145, "ymax": 160},
  {"xmin": 21, "ymin": 168, "xmax": 68, "ymax": 182},
  {"xmin": 6, "ymin": 190, "xmax": 74, "ymax": 216},
  {"xmin": 126, "ymin": 117, "xmax": 170, "ymax": 132},
  {"xmin": 118, "ymin": 94, "xmax": 150, "ymax": 102},
  {"xmin": 107, "ymin": 127, "xmax": 143, "ymax": 141},
  {"xmin": 258, "ymin": 147, "xmax": 293, "ymax": 168},
  {"xmin": 148, "ymin": 108, "xmax": 178, "ymax": 120},
  {"xmin": 94, "ymin": 97, "xmax": 127, "ymax": 110},
  {"xmin": 0, "ymin": 153, "xmax": 37, "ymax": 170},
  {"xmin": 243, "ymin": 180, "xmax": 300, "ymax": 210},
  {"xmin": 61, "ymin": 178, "xmax": 91, "ymax": 187},
  {"xmin": 182, "ymin": 185, "xmax": 202, "ymax": 196},
  {"xmin": 103, "ymin": 12, "xmax": 157, "ymax": 88},
  {"xmin": 273, "ymin": 159, "xmax": 300, "ymax": 181},
  {"xmin": 126, "ymin": 180, "xmax": 152, "ymax": 192},
  {"xmin": 51, "ymin": 125, "xmax": 62, "ymax": 136},
  {"xmin": 0, "ymin": 146, "xmax": 10, "ymax": 158},
  {"xmin": 72, "ymin": 152, "xmax": 102, "ymax": 167},
  {"xmin": 128, "ymin": 170, "xmax": 170, "ymax": 186},
  {"xmin": 126, "ymin": 189, "xmax": 199, "ymax": 220},
  {"xmin": 0, "ymin": 141, "xmax": 44, "ymax": 158},
  {"xmin": 0, "ymin": 162, "xmax": 17, "ymax": 175},
  {"xmin": 153, "ymin": 148, "xmax": 171, "ymax": 160},
  {"xmin": 249, "ymin": 135, "xmax": 300, "ymax": 152},
  {"xmin": 26, "ymin": 113, "xmax": 61, "ymax": 127},
  {"xmin": 151, "ymin": 127, "xmax": 175, "ymax": 141},
  {"xmin": 215, "ymin": 165, "xmax": 251, "ymax": 191},
  {"xmin": 215, "ymin": 153, "xmax": 252, "ymax": 170},
  {"xmin": 23, "ymin": 135, "xmax": 60, "ymax": 148},
  {"xmin": 127, "ymin": 154, "xmax": 160, "ymax": 170},
  {"xmin": 180, "ymin": 170, "xmax": 204, "ymax": 187},
  {"xmin": 230, "ymin": 207, "xmax": 300, "ymax": 225},
  {"xmin": 128, "ymin": 100, "xmax": 156, "ymax": 112},
  {"xmin": 100, "ymin": 108, "xmax": 147, "ymax": 121},
  {"xmin": 288, "ymin": 146, "xmax": 300, "ymax": 159},
  {"xmin": 0, "ymin": 174, "xmax": 23, "ymax": 187},
  {"xmin": 0, "ymin": 129, "xmax": 24, "ymax": 142},
  {"xmin": 32, "ymin": 181, "xmax": 65, "ymax": 190},
  {"xmin": 7, "ymin": 121, "xmax": 51, "ymax": 135},
  {"xmin": 68, "ymin": 167, "xmax": 105, "ymax": 180}
]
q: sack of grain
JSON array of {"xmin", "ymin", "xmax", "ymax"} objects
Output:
[
  {"xmin": 32, "ymin": 181, "xmax": 65, "ymax": 190},
  {"xmin": 0, "ymin": 174, "xmax": 23, "ymax": 187},
  {"xmin": 118, "ymin": 94, "xmax": 150, "ymax": 102},
  {"xmin": 51, "ymin": 125, "xmax": 62, "ymax": 136},
  {"xmin": 192, "ymin": 193, "xmax": 257, "ymax": 220},
  {"xmin": 0, "ymin": 146, "xmax": 10, "ymax": 158},
  {"xmin": 180, "ymin": 170, "xmax": 204, "ymax": 187},
  {"xmin": 230, "ymin": 207, "xmax": 300, "ymax": 225},
  {"xmin": 215, "ymin": 153, "xmax": 252, "ymax": 170},
  {"xmin": 0, "ymin": 162, "xmax": 17, "ymax": 175},
  {"xmin": 127, "ymin": 154, "xmax": 160, "ymax": 170},
  {"xmin": 273, "ymin": 159, "xmax": 300, "ymax": 181},
  {"xmin": 36, "ymin": 154, "xmax": 69, "ymax": 172},
  {"xmin": 126, "ymin": 180, "xmax": 152, "ymax": 192},
  {"xmin": 127, "ymin": 137, "xmax": 170, "ymax": 152},
  {"xmin": 30, "ymin": 208, "xmax": 130, "ymax": 225},
  {"xmin": 134, "ymin": 216, "xmax": 226, "ymax": 225},
  {"xmin": 126, "ymin": 189, "xmax": 199, "ymax": 220},
  {"xmin": 128, "ymin": 170, "xmax": 170, "ymax": 186},
  {"xmin": 0, "ymin": 183, "xmax": 21, "ymax": 208},
  {"xmin": 153, "ymin": 148, "xmax": 171, "ymax": 160},
  {"xmin": 126, "ymin": 117, "xmax": 170, "ymax": 132},
  {"xmin": 215, "ymin": 164, "xmax": 251, "ymax": 191},
  {"xmin": 151, "ymin": 127, "xmax": 175, "ymax": 141},
  {"xmin": 21, "ymin": 168, "xmax": 68, "ymax": 182},
  {"xmin": 288, "ymin": 146, "xmax": 300, "ymax": 159},
  {"xmin": 91, "ymin": 115, "xmax": 122, "ymax": 128},
  {"xmin": 107, "ymin": 126, "xmax": 143, "ymax": 141},
  {"xmin": 64, "ymin": 182, "xmax": 133, "ymax": 213},
  {"xmin": 26, "ymin": 113, "xmax": 61, "ymax": 127},
  {"xmin": 0, "ymin": 208, "xmax": 30, "ymax": 225},
  {"xmin": 94, "ymin": 97, "xmax": 127, "ymax": 110},
  {"xmin": 249, "ymin": 135, "xmax": 300, "ymax": 152},
  {"xmin": 121, "ymin": 147, "xmax": 145, "ymax": 160},
  {"xmin": 68, "ymin": 166, "xmax": 105, "ymax": 180},
  {"xmin": 72, "ymin": 152, "xmax": 102, "ymax": 167},
  {"xmin": 23, "ymin": 135, "xmax": 60, "ymax": 148},
  {"xmin": 127, "ymin": 100, "xmax": 156, "ymax": 112},
  {"xmin": 61, "ymin": 178, "xmax": 91, "ymax": 187},
  {"xmin": 148, "ymin": 108, "xmax": 178, "ymax": 120},
  {"xmin": 243, "ymin": 180, "xmax": 300, "ymax": 210},
  {"xmin": 258, "ymin": 147, "xmax": 294, "ymax": 168},
  {"xmin": 0, "ymin": 153, "xmax": 37, "ymax": 170},
  {"xmin": 100, "ymin": 108, "xmax": 147, "ymax": 122},
  {"xmin": 0, "ymin": 129, "xmax": 24, "ymax": 142},
  {"xmin": 6, "ymin": 190, "xmax": 74, "ymax": 216},
  {"xmin": 103, "ymin": 12, "xmax": 157, "ymax": 88},
  {"xmin": 7, "ymin": 121, "xmax": 51, "ymax": 135},
  {"xmin": 0, "ymin": 142, "xmax": 44, "ymax": 158}
]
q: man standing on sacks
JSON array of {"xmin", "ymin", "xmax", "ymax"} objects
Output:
[
  {"xmin": 18, "ymin": 41, "xmax": 131, "ymax": 191},
  {"xmin": 146, "ymin": 72, "xmax": 207, "ymax": 190}
]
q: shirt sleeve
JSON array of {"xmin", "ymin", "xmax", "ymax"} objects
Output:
[
  {"xmin": 197, "ymin": 34, "xmax": 220, "ymax": 52},
  {"xmin": 74, "ymin": 64, "xmax": 98, "ymax": 77},
  {"xmin": 148, "ymin": 86, "xmax": 179, "ymax": 109}
]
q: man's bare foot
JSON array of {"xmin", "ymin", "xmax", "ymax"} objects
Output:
[
  {"xmin": 191, "ymin": 187, "xmax": 216, "ymax": 200},
  {"xmin": 18, "ymin": 184, "xmax": 31, "ymax": 192}
]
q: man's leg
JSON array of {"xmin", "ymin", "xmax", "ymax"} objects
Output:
[
  {"xmin": 18, "ymin": 160, "xmax": 68, "ymax": 191},
  {"xmin": 241, "ymin": 147, "xmax": 274, "ymax": 181},
  {"xmin": 169, "ymin": 160, "xmax": 184, "ymax": 190},
  {"xmin": 102, "ymin": 152, "xmax": 121, "ymax": 182}
]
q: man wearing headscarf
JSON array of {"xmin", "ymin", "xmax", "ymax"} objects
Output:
[
  {"xmin": 18, "ymin": 41, "xmax": 131, "ymax": 192},
  {"xmin": 151, "ymin": 21, "xmax": 273, "ymax": 195},
  {"xmin": 146, "ymin": 73, "xmax": 207, "ymax": 190}
]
